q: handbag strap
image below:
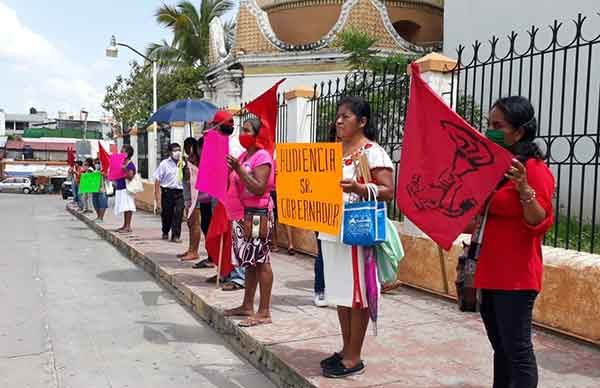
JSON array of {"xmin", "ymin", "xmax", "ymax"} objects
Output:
[{"xmin": 473, "ymin": 200, "xmax": 491, "ymax": 245}]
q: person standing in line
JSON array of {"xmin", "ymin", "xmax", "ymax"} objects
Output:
[
  {"xmin": 475, "ymin": 96, "xmax": 555, "ymax": 388},
  {"xmin": 114, "ymin": 145, "xmax": 136, "ymax": 233},
  {"xmin": 195, "ymin": 110, "xmax": 239, "ymax": 270},
  {"xmin": 319, "ymin": 96, "xmax": 395, "ymax": 378},
  {"xmin": 73, "ymin": 160, "xmax": 84, "ymax": 209},
  {"xmin": 153, "ymin": 143, "xmax": 185, "ymax": 243},
  {"xmin": 81, "ymin": 158, "xmax": 94, "ymax": 213},
  {"xmin": 314, "ymin": 122, "xmax": 340, "ymax": 307},
  {"xmin": 223, "ymin": 118, "xmax": 275, "ymax": 326},
  {"xmin": 68, "ymin": 162, "xmax": 79, "ymax": 206},
  {"xmin": 91, "ymin": 158, "xmax": 108, "ymax": 223},
  {"xmin": 179, "ymin": 137, "xmax": 203, "ymax": 261}
]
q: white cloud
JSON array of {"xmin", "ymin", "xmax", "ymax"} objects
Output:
[{"xmin": 0, "ymin": 2, "xmax": 104, "ymax": 118}]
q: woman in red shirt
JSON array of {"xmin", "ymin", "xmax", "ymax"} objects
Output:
[{"xmin": 476, "ymin": 96, "xmax": 555, "ymax": 388}]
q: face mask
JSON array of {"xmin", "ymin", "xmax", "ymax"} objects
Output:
[
  {"xmin": 485, "ymin": 129, "xmax": 508, "ymax": 148},
  {"xmin": 94, "ymin": 164, "xmax": 101, "ymax": 170},
  {"xmin": 172, "ymin": 151, "xmax": 182, "ymax": 160},
  {"xmin": 239, "ymin": 134, "xmax": 256, "ymax": 150},
  {"xmin": 220, "ymin": 125, "xmax": 234, "ymax": 136}
]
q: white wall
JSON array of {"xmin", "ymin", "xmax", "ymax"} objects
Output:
[
  {"xmin": 444, "ymin": 0, "xmax": 598, "ymax": 58},
  {"xmin": 0, "ymin": 111, "xmax": 5, "ymax": 137},
  {"xmin": 241, "ymin": 71, "xmax": 349, "ymax": 104},
  {"xmin": 444, "ymin": 0, "xmax": 600, "ymax": 222}
]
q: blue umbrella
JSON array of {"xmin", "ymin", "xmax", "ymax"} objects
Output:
[{"xmin": 148, "ymin": 99, "xmax": 218, "ymax": 124}]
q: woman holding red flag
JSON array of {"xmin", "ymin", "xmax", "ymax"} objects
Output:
[
  {"xmin": 475, "ymin": 96, "xmax": 555, "ymax": 388},
  {"xmin": 319, "ymin": 96, "xmax": 394, "ymax": 378},
  {"xmin": 223, "ymin": 117, "xmax": 275, "ymax": 327}
]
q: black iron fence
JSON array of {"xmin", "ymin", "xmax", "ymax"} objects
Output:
[
  {"xmin": 310, "ymin": 67, "xmax": 411, "ymax": 220},
  {"xmin": 450, "ymin": 13, "xmax": 600, "ymax": 254},
  {"xmin": 308, "ymin": 13, "xmax": 600, "ymax": 254}
]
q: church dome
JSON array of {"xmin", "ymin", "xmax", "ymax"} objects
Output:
[{"xmin": 256, "ymin": 0, "xmax": 443, "ymax": 46}]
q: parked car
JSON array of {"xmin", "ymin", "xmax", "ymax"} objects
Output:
[
  {"xmin": 0, "ymin": 177, "xmax": 34, "ymax": 194},
  {"xmin": 61, "ymin": 181, "xmax": 73, "ymax": 199}
]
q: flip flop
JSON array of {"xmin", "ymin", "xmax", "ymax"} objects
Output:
[
  {"xmin": 382, "ymin": 280, "xmax": 402, "ymax": 293},
  {"xmin": 287, "ymin": 248, "xmax": 296, "ymax": 256},
  {"xmin": 221, "ymin": 282, "xmax": 244, "ymax": 291},
  {"xmin": 238, "ymin": 317, "xmax": 272, "ymax": 327},
  {"xmin": 180, "ymin": 255, "xmax": 200, "ymax": 262},
  {"xmin": 176, "ymin": 252, "xmax": 190, "ymax": 258},
  {"xmin": 223, "ymin": 308, "xmax": 254, "ymax": 317}
]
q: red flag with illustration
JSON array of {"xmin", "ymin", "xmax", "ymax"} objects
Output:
[
  {"xmin": 67, "ymin": 147, "xmax": 75, "ymax": 167},
  {"xmin": 244, "ymin": 78, "xmax": 285, "ymax": 155},
  {"xmin": 206, "ymin": 201, "xmax": 233, "ymax": 278},
  {"xmin": 396, "ymin": 63, "xmax": 513, "ymax": 250},
  {"xmin": 98, "ymin": 142, "xmax": 110, "ymax": 174}
]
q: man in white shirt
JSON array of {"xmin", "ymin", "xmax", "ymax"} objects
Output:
[{"xmin": 153, "ymin": 143, "xmax": 184, "ymax": 243}]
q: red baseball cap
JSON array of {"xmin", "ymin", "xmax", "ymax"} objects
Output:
[{"xmin": 210, "ymin": 110, "xmax": 234, "ymax": 126}]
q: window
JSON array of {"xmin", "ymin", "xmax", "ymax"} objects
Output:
[{"xmin": 393, "ymin": 20, "xmax": 421, "ymax": 43}]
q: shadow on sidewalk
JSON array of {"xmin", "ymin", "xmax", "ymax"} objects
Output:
[{"xmin": 97, "ymin": 268, "xmax": 151, "ymax": 282}]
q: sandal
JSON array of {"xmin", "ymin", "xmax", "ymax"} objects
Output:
[
  {"xmin": 221, "ymin": 282, "xmax": 244, "ymax": 291},
  {"xmin": 205, "ymin": 275, "xmax": 218, "ymax": 283},
  {"xmin": 223, "ymin": 307, "xmax": 254, "ymax": 317},
  {"xmin": 180, "ymin": 254, "xmax": 200, "ymax": 262},
  {"xmin": 238, "ymin": 317, "xmax": 272, "ymax": 327},
  {"xmin": 287, "ymin": 248, "xmax": 295, "ymax": 256},
  {"xmin": 193, "ymin": 259, "xmax": 215, "ymax": 269},
  {"xmin": 382, "ymin": 280, "xmax": 402, "ymax": 294},
  {"xmin": 176, "ymin": 251, "xmax": 190, "ymax": 258}
]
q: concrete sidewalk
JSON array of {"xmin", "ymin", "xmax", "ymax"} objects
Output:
[{"xmin": 66, "ymin": 203, "xmax": 600, "ymax": 388}]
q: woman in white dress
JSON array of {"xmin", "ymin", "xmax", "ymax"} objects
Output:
[
  {"xmin": 114, "ymin": 145, "xmax": 137, "ymax": 233},
  {"xmin": 319, "ymin": 96, "xmax": 395, "ymax": 378}
]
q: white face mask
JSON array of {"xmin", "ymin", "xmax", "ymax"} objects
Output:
[{"xmin": 172, "ymin": 151, "xmax": 182, "ymax": 161}]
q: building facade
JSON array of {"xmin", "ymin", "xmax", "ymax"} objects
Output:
[{"xmin": 202, "ymin": 0, "xmax": 444, "ymax": 108}]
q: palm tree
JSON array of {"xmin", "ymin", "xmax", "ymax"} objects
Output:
[{"xmin": 147, "ymin": 0, "xmax": 235, "ymax": 69}]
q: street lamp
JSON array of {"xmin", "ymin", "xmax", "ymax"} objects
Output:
[
  {"xmin": 80, "ymin": 109, "xmax": 88, "ymax": 140},
  {"xmin": 106, "ymin": 35, "xmax": 158, "ymax": 174}
]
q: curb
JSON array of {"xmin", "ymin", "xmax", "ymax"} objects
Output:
[{"xmin": 67, "ymin": 205, "xmax": 316, "ymax": 388}]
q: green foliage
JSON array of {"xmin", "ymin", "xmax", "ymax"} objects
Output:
[
  {"xmin": 147, "ymin": 0, "xmax": 235, "ymax": 68},
  {"xmin": 547, "ymin": 215, "xmax": 600, "ymax": 254},
  {"xmin": 334, "ymin": 28, "xmax": 379, "ymax": 71},
  {"xmin": 102, "ymin": 61, "xmax": 206, "ymax": 130}
]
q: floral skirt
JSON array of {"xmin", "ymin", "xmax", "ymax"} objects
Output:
[{"xmin": 232, "ymin": 212, "xmax": 273, "ymax": 268}]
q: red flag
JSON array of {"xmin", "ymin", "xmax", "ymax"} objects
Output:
[
  {"xmin": 98, "ymin": 142, "xmax": 110, "ymax": 174},
  {"xmin": 67, "ymin": 148, "xmax": 75, "ymax": 167},
  {"xmin": 244, "ymin": 78, "xmax": 285, "ymax": 155},
  {"xmin": 206, "ymin": 201, "xmax": 234, "ymax": 278},
  {"xmin": 397, "ymin": 63, "xmax": 513, "ymax": 250}
]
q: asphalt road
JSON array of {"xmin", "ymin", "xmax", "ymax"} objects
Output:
[{"xmin": 0, "ymin": 193, "xmax": 275, "ymax": 388}]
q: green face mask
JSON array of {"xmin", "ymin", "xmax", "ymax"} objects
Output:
[{"xmin": 485, "ymin": 129, "xmax": 508, "ymax": 148}]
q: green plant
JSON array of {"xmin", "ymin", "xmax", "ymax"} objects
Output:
[
  {"xmin": 102, "ymin": 61, "xmax": 206, "ymax": 130},
  {"xmin": 334, "ymin": 28, "xmax": 379, "ymax": 71},
  {"xmin": 147, "ymin": 0, "xmax": 235, "ymax": 68}
]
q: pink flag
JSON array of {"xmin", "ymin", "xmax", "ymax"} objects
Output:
[
  {"xmin": 196, "ymin": 130, "xmax": 229, "ymax": 203},
  {"xmin": 108, "ymin": 153, "xmax": 127, "ymax": 181}
]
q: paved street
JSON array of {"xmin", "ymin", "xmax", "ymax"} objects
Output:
[{"xmin": 0, "ymin": 194, "xmax": 275, "ymax": 388}]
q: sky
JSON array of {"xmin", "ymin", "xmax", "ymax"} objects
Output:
[{"xmin": 0, "ymin": 0, "xmax": 238, "ymax": 120}]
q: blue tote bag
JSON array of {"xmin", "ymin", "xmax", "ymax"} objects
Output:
[{"xmin": 342, "ymin": 184, "xmax": 387, "ymax": 246}]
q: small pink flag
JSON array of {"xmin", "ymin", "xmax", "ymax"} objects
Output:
[
  {"xmin": 108, "ymin": 153, "xmax": 127, "ymax": 181},
  {"xmin": 196, "ymin": 130, "xmax": 229, "ymax": 204}
]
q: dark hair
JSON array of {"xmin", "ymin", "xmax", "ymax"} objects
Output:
[
  {"xmin": 337, "ymin": 96, "xmax": 376, "ymax": 141},
  {"xmin": 76, "ymin": 160, "xmax": 83, "ymax": 166},
  {"xmin": 327, "ymin": 122, "xmax": 338, "ymax": 142},
  {"xmin": 243, "ymin": 118, "xmax": 262, "ymax": 136},
  {"xmin": 492, "ymin": 96, "xmax": 544, "ymax": 160},
  {"xmin": 220, "ymin": 124, "xmax": 235, "ymax": 136},
  {"xmin": 183, "ymin": 137, "xmax": 199, "ymax": 160},
  {"xmin": 85, "ymin": 158, "xmax": 94, "ymax": 167},
  {"xmin": 122, "ymin": 144, "xmax": 134, "ymax": 159},
  {"xmin": 168, "ymin": 142, "xmax": 181, "ymax": 152}
]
